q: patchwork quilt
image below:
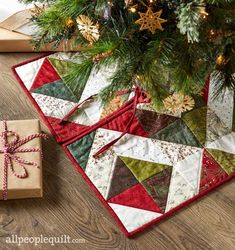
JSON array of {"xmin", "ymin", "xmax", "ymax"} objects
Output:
[
  {"xmin": 13, "ymin": 53, "xmax": 235, "ymax": 237},
  {"xmin": 13, "ymin": 53, "xmax": 128, "ymax": 143}
]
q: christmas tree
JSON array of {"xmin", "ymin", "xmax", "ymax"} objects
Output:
[{"xmin": 22, "ymin": 0, "xmax": 235, "ymax": 108}]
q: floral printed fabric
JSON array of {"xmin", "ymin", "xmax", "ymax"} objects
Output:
[{"xmin": 207, "ymin": 75, "xmax": 234, "ymax": 130}]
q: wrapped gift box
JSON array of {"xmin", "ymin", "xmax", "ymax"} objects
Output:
[
  {"xmin": 0, "ymin": 120, "xmax": 44, "ymax": 200},
  {"xmin": 0, "ymin": 1, "xmax": 78, "ymax": 52}
]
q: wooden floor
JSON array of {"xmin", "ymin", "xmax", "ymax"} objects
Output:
[{"xmin": 0, "ymin": 53, "xmax": 234, "ymax": 250}]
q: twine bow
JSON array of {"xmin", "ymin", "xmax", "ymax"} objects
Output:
[{"xmin": 0, "ymin": 121, "xmax": 48, "ymax": 200}]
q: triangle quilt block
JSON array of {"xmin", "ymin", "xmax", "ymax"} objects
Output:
[
  {"xmin": 119, "ymin": 156, "xmax": 170, "ymax": 182},
  {"xmin": 142, "ymin": 166, "xmax": 172, "ymax": 212},
  {"xmin": 199, "ymin": 150, "xmax": 228, "ymax": 193},
  {"xmin": 66, "ymin": 127, "xmax": 206, "ymax": 233},
  {"xmin": 108, "ymin": 183, "xmax": 163, "ymax": 213},
  {"xmin": 106, "ymin": 156, "xmax": 139, "ymax": 200},
  {"xmin": 13, "ymin": 53, "xmax": 139, "ymax": 143},
  {"xmin": 30, "ymin": 58, "xmax": 61, "ymax": 91}
]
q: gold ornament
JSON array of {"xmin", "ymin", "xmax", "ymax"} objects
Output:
[
  {"xmin": 163, "ymin": 92, "xmax": 195, "ymax": 114},
  {"xmin": 216, "ymin": 54, "xmax": 229, "ymax": 65},
  {"xmin": 135, "ymin": 8, "xmax": 167, "ymax": 34},
  {"xmin": 125, "ymin": 0, "xmax": 137, "ymax": 12},
  {"xmin": 199, "ymin": 7, "xmax": 208, "ymax": 19},
  {"xmin": 100, "ymin": 96, "xmax": 124, "ymax": 119},
  {"xmin": 129, "ymin": 5, "xmax": 138, "ymax": 13},
  {"xmin": 76, "ymin": 15, "xmax": 100, "ymax": 43},
  {"xmin": 92, "ymin": 51, "xmax": 113, "ymax": 63},
  {"xmin": 66, "ymin": 18, "xmax": 75, "ymax": 29}
]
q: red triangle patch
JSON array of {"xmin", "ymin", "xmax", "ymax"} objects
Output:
[
  {"xmin": 30, "ymin": 58, "xmax": 61, "ymax": 91},
  {"xmin": 108, "ymin": 183, "xmax": 163, "ymax": 213},
  {"xmin": 46, "ymin": 116, "xmax": 88, "ymax": 143},
  {"xmin": 199, "ymin": 149, "xmax": 228, "ymax": 193},
  {"xmin": 202, "ymin": 75, "xmax": 210, "ymax": 104},
  {"xmin": 103, "ymin": 109, "xmax": 148, "ymax": 137}
]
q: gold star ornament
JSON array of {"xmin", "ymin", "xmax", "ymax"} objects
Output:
[{"xmin": 135, "ymin": 8, "xmax": 167, "ymax": 34}]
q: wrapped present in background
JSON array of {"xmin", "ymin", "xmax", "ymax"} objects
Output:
[
  {"xmin": 0, "ymin": 119, "xmax": 47, "ymax": 200},
  {"xmin": 0, "ymin": 0, "xmax": 78, "ymax": 52}
]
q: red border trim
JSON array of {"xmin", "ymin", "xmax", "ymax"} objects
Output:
[
  {"xmin": 12, "ymin": 55, "xmax": 235, "ymax": 238},
  {"xmin": 64, "ymin": 133, "xmax": 235, "ymax": 237}
]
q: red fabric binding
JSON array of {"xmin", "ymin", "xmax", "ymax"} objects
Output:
[
  {"xmin": 93, "ymin": 86, "xmax": 143, "ymax": 158},
  {"xmin": 58, "ymin": 95, "xmax": 96, "ymax": 125}
]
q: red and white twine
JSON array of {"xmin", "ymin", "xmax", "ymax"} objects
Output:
[{"xmin": 0, "ymin": 121, "xmax": 48, "ymax": 200}]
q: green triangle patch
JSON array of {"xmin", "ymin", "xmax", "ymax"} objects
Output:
[
  {"xmin": 207, "ymin": 149, "xmax": 235, "ymax": 175},
  {"xmin": 67, "ymin": 131, "xmax": 96, "ymax": 170},
  {"xmin": 153, "ymin": 119, "xmax": 201, "ymax": 147},
  {"xmin": 142, "ymin": 166, "xmax": 172, "ymax": 212},
  {"xmin": 49, "ymin": 58, "xmax": 77, "ymax": 79},
  {"xmin": 32, "ymin": 80, "xmax": 78, "ymax": 102},
  {"xmin": 182, "ymin": 106, "xmax": 207, "ymax": 146},
  {"xmin": 182, "ymin": 95, "xmax": 206, "ymax": 116},
  {"xmin": 48, "ymin": 58, "xmax": 84, "ymax": 101},
  {"xmin": 120, "ymin": 156, "xmax": 170, "ymax": 182}
]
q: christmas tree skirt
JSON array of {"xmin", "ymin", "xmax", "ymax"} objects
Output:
[{"xmin": 12, "ymin": 53, "xmax": 235, "ymax": 237}]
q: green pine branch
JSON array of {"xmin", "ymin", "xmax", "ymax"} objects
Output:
[
  {"xmin": 63, "ymin": 57, "xmax": 94, "ymax": 96},
  {"xmin": 22, "ymin": 0, "xmax": 235, "ymax": 105}
]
